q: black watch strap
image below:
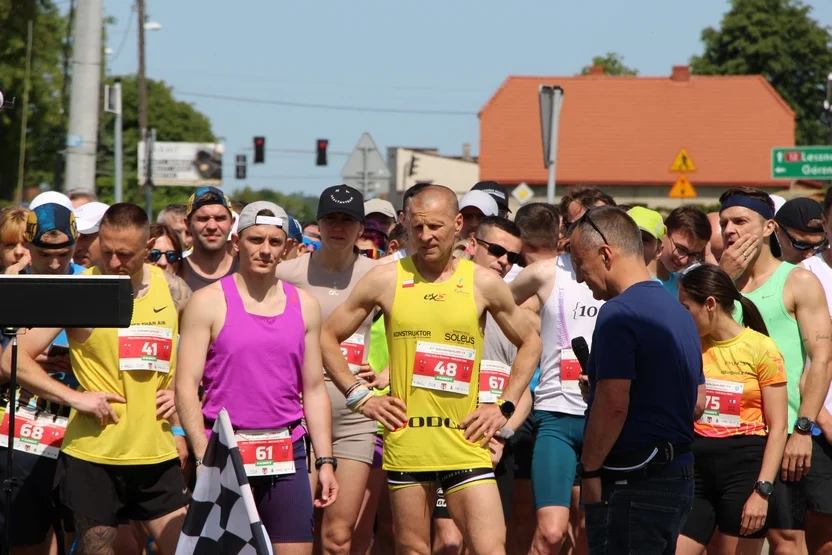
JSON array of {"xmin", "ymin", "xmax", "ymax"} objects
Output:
[
  {"xmin": 315, "ymin": 456, "xmax": 338, "ymax": 471},
  {"xmin": 579, "ymin": 463, "xmax": 602, "ymax": 480}
]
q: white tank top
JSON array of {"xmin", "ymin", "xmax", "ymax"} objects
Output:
[
  {"xmin": 536, "ymin": 254, "xmax": 604, "ymax": 415},
  {"xmin": 800, "ymin": 253, "xmax": 832, "ymax": 414}
]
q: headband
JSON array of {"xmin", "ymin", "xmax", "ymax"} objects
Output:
[{"xmin": 719, "ymin": 195, "xmax": 774, "ymax": 220}]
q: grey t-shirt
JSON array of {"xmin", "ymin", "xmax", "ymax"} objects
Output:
[{"xmin": 182, "ymin": 256, "xmax": 239, "ymax": 292}]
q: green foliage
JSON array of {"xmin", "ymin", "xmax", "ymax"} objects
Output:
[
  {"xmin": 233, "ymin": 187, "xmax": 318, "ymax": 222},
  {"xmin": 580, "ymin": 52, "xmax": 638, "ymax": 76},
  {"xmin": 0, "ymin": 0, "xmax": 67, "ymax": 200},
  {"xmin": 691, "ymin": 0, "xmax": 832, "ymax": 145}
]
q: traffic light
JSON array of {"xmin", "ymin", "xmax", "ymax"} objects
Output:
[
  {"xmin": 409, "ymin": 156, "xmax": 419, "ymax": 176},
  {"xmin": 253, "ymin": 136, "xmax": 265, "ymax": 164},
  {"xmin": 316, "ymin": 139, "xmax": 328, "ymax": 166},
  {"xmin": 235, "ymin": 154, "xmax": 247, "ymax": 180}
]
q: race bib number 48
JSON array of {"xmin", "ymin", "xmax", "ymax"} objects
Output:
[
  {"xmin": 0, "ymin": 405, "xmax": 66, "ymax": 459},
  {"xmin": 340, "ymin": 333, "xmax": 366, "ymax": 375},
  {"xmin": 700, "ymin": 378, "xmax": 743, "ymax": 428},
  {"xmin": 412, "ymin": 341, "xmax": 476, "ymax": 395},
  {"xmin": 479, "ymin": 360, "xmax": 510, "ymax": 404},
  {"xmin": 235, "ymin": 428, "xmax": 295, "ymax": 477},
  {"xmin": 118, "ymin": 326, "xmax": 173, "ymax": 373}
]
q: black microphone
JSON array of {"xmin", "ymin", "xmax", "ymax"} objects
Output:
[{"xmin": 571, "ymin": 337, "xmax": 590, "ymax": 375}]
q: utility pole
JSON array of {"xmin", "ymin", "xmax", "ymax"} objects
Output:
[
  {"xmin": 105, "ymin": 80, "xmax": 124, "ymax": 203},
  {"xmin": 14, "ymin": 21, "xmax": 33, "ymax": 203},
  {"xmin": 137, "ymin": 0, "xmax": 147, "ymax": 141},
  {"xmin": 64, "ymin": 0, "xmax": 103, "ymax": 193},
  {"xmin": 54, "ymin": 0, "xmax": 76, "ymax": 192}
]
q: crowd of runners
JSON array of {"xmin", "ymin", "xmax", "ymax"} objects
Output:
[{"xmin": 0, "ymin": 180, "xmax": 831, "ymax": 555}]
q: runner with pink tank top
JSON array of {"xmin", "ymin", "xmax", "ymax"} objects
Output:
[{"xmin": 176, "ymin": 201, "xmax": 339, "ymax": 553}]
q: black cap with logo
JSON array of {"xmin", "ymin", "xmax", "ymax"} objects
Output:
[
  {"xmin": 471, "ymin": 181, "xmax": 510, "ymax": 213},
  {"xmin": 317, "ymin": 185, "xmax": 365, "ymax": 222},
  {"xmin": 774, "ymin": 198, "xmax": 824, "ymax": 233}
]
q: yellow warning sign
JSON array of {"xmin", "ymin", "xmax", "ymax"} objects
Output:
[
  {"xmin": 669, "ymin": 174, "xmax": 697, "ymax": 199},
  {"xmin": 670, "ymin": 149, "xmax": 697, "ymax": 173}
]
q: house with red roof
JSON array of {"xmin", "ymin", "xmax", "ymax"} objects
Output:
[{"xmin": 479, "ymin": 65, "xmax": 817, "ymax": 209}]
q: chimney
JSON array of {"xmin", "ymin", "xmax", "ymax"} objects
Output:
[
  {"xmin": 462, "ymin": 143, "xmax": 472, "ymax": 161},
  {"xmin": 587, "ymin": 65, "xmax": 605, "ymax": 76},
  {"xmin": 670, "ymin": 65, "xmax": 691, "ymax": 82}
]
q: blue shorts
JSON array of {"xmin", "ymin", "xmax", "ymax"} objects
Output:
[{"xmin": 532, "ymin": 410, "xmax": 584, "ymax": 509}]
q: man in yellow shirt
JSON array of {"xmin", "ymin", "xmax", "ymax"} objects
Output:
[
  {"xmin": 1, "ymin": 203, "xmax": 192, "ymax": 555},
  {"xmin": 320, "ymin": 185, "xmax": 541, "ymax": 555}
]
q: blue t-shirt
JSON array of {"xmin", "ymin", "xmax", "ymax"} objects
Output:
[{"xmin": 587, "ymin": 281, "xmax": 703, "ymax": 461}]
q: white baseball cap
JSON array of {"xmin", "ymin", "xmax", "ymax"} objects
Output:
[
  {"xmin": 29, "ymin": 191, "xmax": 73, "ymax": 211},
  {"xmin": 770, "ymin": 194, "xmax": 787, "ymax": 215},
  {"xmin": 458, "ymin": 190, "xmax": 499, "ymax": 217},
  {"xmin": 74, "ymin": 202, "xmax": 110, "ymax": 235},
  {"xmin": 236, "ymin": 201, "xmax": 289, "ymax": 235},
  {"xmin": 364, "ymin": 198, "xmax": 396, "ymax": 219}
]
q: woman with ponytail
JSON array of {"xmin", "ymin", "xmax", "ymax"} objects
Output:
[{"xmin": 676, "ymin": 264, "xmax": 788, "ymax": 555}]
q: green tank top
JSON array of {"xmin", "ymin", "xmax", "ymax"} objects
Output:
[
  {"xmin": 740, "ymin": 262, "xmax": 805, "ymax": 433},
  {"xmin": 368, "ymin": 315, "xmax": 391, "ymax": 435}
]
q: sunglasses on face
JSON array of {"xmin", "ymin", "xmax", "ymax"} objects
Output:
[
  {"xmin": 147, "ymin": 249, "xmax": 181, "ymax": 264},
  {"xmin": 781, "ymin": 228, "xmax": 828, "ymax": 252},
  {"xmin": 359, "ymin": 248, "xmax": 383, "ymax": 260},
  {"xmin": 475, "ymin": 238, "xmax": 521, "ymax": 264}
]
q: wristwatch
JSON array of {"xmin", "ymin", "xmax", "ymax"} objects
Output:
[
  {"xmin": 795, "ymin": 417, "xmax": 821, "ymax": 436},
  {"xmin": 315, "ymin": 456, "xmax": 338, "ymax": 472},
  {"xmin": 578, "ymin": 462, "xmax": 602, "ymax": 480},
  {"xmin": 496, "ymin": 399, "xmax": 515, "ymax": 418},
  {"xmin": 754, "ymin": 480, "xmax": 774, "ymax": 498}
]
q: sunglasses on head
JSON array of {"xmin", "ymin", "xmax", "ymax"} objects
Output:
[
  {"xmin": 475, "ymin": 238, "xmax": 521, "ymax": 264},
  {"xmin": 359, "ymin": 248, "xmax": 383, "ymax": 260},
  {"xmin": 148, "ymin": 249, "xmax": 181, "ymax": 264}
]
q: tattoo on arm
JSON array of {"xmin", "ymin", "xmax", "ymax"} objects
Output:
[
  {"xmin": 164, "ymin": 272, "xmax": 193, "ymax": 315},
  {"xmin": 75, "ymin": 513, "xmax": 118, "ymax": 555}
]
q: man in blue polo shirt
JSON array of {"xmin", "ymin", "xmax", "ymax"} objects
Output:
[{"xmin": 569, "ymin": 206, "xmax": 704, "ymax": 555}]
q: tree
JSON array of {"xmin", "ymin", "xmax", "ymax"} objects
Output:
[
  {"xmin": 580, "ymin": 52, "xmax": 638, "ymax": 76},
  {"xmin": 691, "ymin": 0, "xmax": 832, "ymax": 145},
  {"xmin": 96, "ymin": 75, "xmax": 217, "ymax": 213},
  {"xmin": 233, "ymin": 186, "xmax": 318, "ymax": 222},
  {"xmin": 0, "ymin": 0, "xmax": 67, "ymax": 200}
]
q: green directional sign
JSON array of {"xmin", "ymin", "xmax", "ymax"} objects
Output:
[{"xmin": 772, "ymin": 147, "xmax": 832, "ymax": 179}]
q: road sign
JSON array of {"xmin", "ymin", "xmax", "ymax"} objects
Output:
[
  {"xmin": 670, "ymin": 149, "xmax": 696, "ymax": 172},
  {"xmin": 341, "ymin": 132, "xmax": 391, "ymax": 194},
  {"xmin": 669, "ymin": 174, "xmax": 696, "ymax": 199},
  {"xmin": 512, "ymin": 183, "xmax": 534, "ymax": 205},
  {"xmin": 772, "ymin": 147, "xmax": 832, "ymax": 179},
  {"xmin": 138, "ymin": 142, "xmax": 224, "ymax": 186},
  {"xmin": 539, "ymin": 85, "xmax": 564, "ymax": 204}
]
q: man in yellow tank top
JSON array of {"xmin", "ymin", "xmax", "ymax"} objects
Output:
[
  {"xmin": 1, "ymin": 203, "xmax": 193, "ymax": 554},
  {"xmin": 320, "ymin": 185, "xmax": 542, "ymax": 555}
]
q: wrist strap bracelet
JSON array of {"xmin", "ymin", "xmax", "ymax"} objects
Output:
[{"xmin": 171, "ymin": 426, "xmax": 186, "ymax": 437}]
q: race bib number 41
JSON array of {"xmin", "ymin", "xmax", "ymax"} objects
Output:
[
  {"xmin": 700, "ymin": 378, "xmax": 743, "ymax": 428},
  {"xmin": 235, "ymin": 428, "xmax": 295, "ymax": 477},
  {"xmin": 118, "ymin": 326, "xmax": 173, "ymax": 373},
  {"xmin": 0, "ymin": 405, "xmax": 66, "ymax": 459},
  {"xmin": 479, "ymin": 360, "xmax": 510, "ymax": 404},
  {"xmin": 412, "ymin": 341, "xmax": 476, "ymax": 395}
]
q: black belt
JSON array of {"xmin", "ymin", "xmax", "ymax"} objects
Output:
[{"xmin": 600, "ymin": 441, "xmax": 691, "ymax": 482}]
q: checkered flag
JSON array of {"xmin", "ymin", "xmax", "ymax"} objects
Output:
[{"xmin": 175, "ymin": 409, "xmax": 273, "ymax": 555}]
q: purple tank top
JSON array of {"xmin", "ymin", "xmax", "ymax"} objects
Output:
[{"xmin": 202, "ymin": 276, "xmax": 306, "ymax": 441}]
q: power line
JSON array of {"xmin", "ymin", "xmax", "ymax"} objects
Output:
[
  {"xmin": 177, "ymin": 91, "xmax": 476, "ymax": 116},
  {"xmin": 108, "ymin": 2, "xmax": 136, "ymax": 64},
  {"xmin": 222, "ymin": 175, "xmax": 342, "ymax": 180}
]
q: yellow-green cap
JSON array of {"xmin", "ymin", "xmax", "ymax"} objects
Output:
[{"xmin": 627, "ymin": 206, "xmax": 666, "ymax": 241}]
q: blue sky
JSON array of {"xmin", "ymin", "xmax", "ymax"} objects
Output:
[{"xmin": 102, "ymin": 0, "xmax": 832, "ymax": 197}]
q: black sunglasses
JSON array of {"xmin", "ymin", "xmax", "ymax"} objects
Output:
[
  {"xmin": 577, "ymin": 210, "xmax": 609, "ymax": 245},
  {"xmin": 148, "ymin": 249, "xmax": 182, "ymax": 264},
  {"xmin": 475, "ymin": 237, "xmax": 521, "ymax": 264},
  {"xmin": 781, "ymin": 228, "xmax": 827, "ymax": 252}
]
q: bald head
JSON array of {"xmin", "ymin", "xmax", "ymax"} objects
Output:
[{"xmin": 408, "ymin": 185, "xmax": 459, "ymax": 219}]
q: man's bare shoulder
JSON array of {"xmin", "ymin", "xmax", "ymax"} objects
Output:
[
  {"xmin": 473, "ymin": 263, "xmax": 510, "ymax": 293},
  {"xmin": 363, "ymin": 262, "xmax": 398, "ymax": 285},
  {"xmin": 513, "ymin": 257, "xmax": 555, "ymax": 288},
  {"xmin": 294, "ymin": 287, "xmax": 321, "ymax": 324},
  {"xmin": 185, "ymin": 280, "xmax": 224, "ymax": 316},
  {"xmin": 161, "ymin": 268, "xmax": 193, "ymax": 312},
  {"xmin": 786, "ymin": 265, "xmax": 826, "ymax": 303}
]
